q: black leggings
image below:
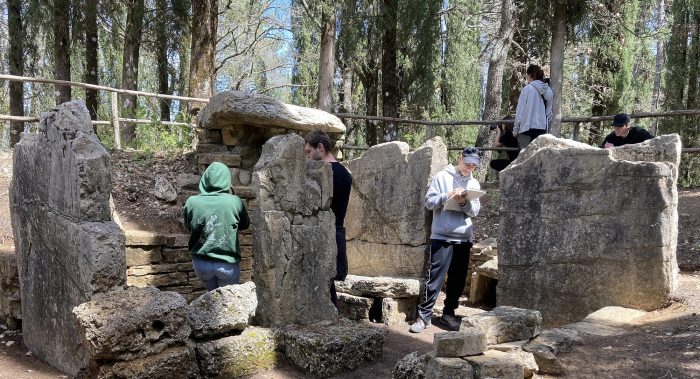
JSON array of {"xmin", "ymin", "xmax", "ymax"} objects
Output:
[{"xmin": 417, "ymin": 239, "xmax": 472, "ymax": 321}]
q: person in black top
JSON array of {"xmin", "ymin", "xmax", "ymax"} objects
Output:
[
  {"xmin": 304, "ymin": 130, "xmax": 353, "ymax": 307},
  {"xmin": 490, "ymin": 123, "xmax": 519, "ymax": 172},
  {"xmin": 601, "ymin": 113, "xmax": 654, "ymax": 148}
]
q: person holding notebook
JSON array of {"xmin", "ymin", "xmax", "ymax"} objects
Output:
[{"xmin": 410, "ymin": 147, "xmax": 482, "ymax": 333}]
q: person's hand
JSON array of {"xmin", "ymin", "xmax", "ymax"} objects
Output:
[
  {"xmin": 604, "ymin": 142, "xmax": 614, "ymax": 149},
  {"xmin": 512, "ymin": 131, "xmax": 518, "ymax": 138},
  {"xmin": 453, "ymin": 193, "xmax": 467, "ymax": 206}
]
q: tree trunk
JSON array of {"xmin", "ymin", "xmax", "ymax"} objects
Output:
[
  {"xmin": 477, "ymin": 0, "xmax": 515, "ymax": 181},
  {"xmin": 8, "ymin": 0, "xmax": 24, "ymax": 147},
  {"xmin": 549, "ymin": 0, "xmax": 567, "ymax": 137},
  {"xmin": 120, "ymin": 0, "xmax": 145, "ymax": 145},
  {"xmin": 85, "ymin": 0, "xmax": 99, "ymax": 121},
  {"xmin": 364, "ymin": 70, "xmax": 379, "ymax": 147},
  {"xmin": 188, "ymin": 0, "xmax": 218, "ymax": 113},
  {"xmin": 380, "ymin": 0, "xmax": 399, "ymax": 141},
  {"xmin": 507, "ymin": 1, "xmax": 525, "ymax": 116},
  {"xmin": 650, "ymin": 0, "xmax": 665, "ymax": 134},
  {"xmin": 53, "ymin": 0, "xmax": 71, "ymax": 105},
  {"xmin": 317, "ymin": 7, "xmax": 336, "ymax": 112},
  {"xmin": 156, "ymin": 0, "xmax": 171, "ymax": 121}
]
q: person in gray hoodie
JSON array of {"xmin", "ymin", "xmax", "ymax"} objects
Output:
[
  {"xmin": 514, "ymin": 64, "xmax": 553, "ymax": 149},
  {"xmin": 410, "ymin": 147, "xmax": 482, "ymax": 333}
]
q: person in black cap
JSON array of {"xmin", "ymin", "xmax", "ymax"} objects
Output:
[
  {"xmin": 409, "ymin": 147, "xmax": 481, "ymax": 333},
  {"xmin": 601, "ymin": 113, "xmax": 654, "ymax": 148}
]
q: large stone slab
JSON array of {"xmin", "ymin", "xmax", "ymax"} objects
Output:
[
  {"xmin": 460, "ymin": 306, "xmax": 542, "ymax": 345},
  {"xmin": 195, "ymin": 327, "xmax": 280, "ymax": 378},
  {"xmin": 10, "ymin": 101, "xmax": 125, "ymax": 377},
  {"xmin": 336, "ymin": 292, "xmax": 374, "ymax": 321},
  {"xmin": 335, "ymin": 275, "xmax": 422, "ymax": 298},
  {"xmin": 498, "ymin": 135, "xmax": 681, "ymax": 325},
  {"xmin": 73, "ymin": 286, "xmax": 190, "ymax": 361},
  {"xmin": 582, "ymin": 306, "xmax": 647, "ymax": 327},
  {"xmin": 346, "ymin": 241, "xmax": 427, "ymax": 277},
  {"xmin": 253, "ymin": 134, "xmax": 337, "ymax": 326},
  {"xmin": 281, "ymin": 320, "xmax": 384, "ymax": 378},
  {"xmin": 97, "ymin": 346, "xmax": 200, "ymax": 379},
  {"xmin": 198, "ymin": 90, "xmax": 346, "ymax": 133},
  {"xmin": 463, "ymin": 350, "xmax": 523, "ymax": 379},
  {"xmin": 188, "ymin": 282, "xmax": 257, "ymax": 339},
  {"xmin": 343, "ymin": 138, "xmax": 447, "ymax": 276}
]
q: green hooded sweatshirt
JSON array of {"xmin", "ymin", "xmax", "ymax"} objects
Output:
[{"xmin": 183, "ymin": 162, "xmax": 250, "ymax": 263}]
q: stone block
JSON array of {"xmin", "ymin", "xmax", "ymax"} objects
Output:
[
  {"xmin": 195, "ymin": 327, "xmax": 280, "ymax": 378},
  {"xmin": 583, "ymin": 306, "xmax": 647, "ymax": 327},
  {"xmin": 498, "ymin": 135, "xmax": 681, "ymax": 325},
  {"xmin": 463, "ymin": 350, "xmax": 522, "ymax": 379},
  {"xmin": 198, "ymin": 153, "xmax": 241, "ymax": 168},
  {"xmin": 469, "ymin": 272, "xmax": 497, "ymax": 307},
  {"xmin": 127, "ymin": 263, "xmax": 193, "ymax": 276},
  {"xmin": 189, "ymin": 276, "xmax": 205, "ymax": 290},
  {"xmin": 161, "ymin": 247, "xmax": 191, "ymax": 263},
  {"xmin": 347, "ymin": 241, "xmax": 427, "ymax": 278},
  {"xmin": 97, "ymin": 346, "xmax": 200, "ymax": 379},
  {"xmin": 73, "ymin": 286, "xmax": 190, "ymax": 361},
  {"xmin": 424, "ymin": 355, "xmax": 473, "ymax": 379},
  {"xmin": 561, "ymin": 321, "xmax": 626, "ymax": 336},
  {"xmin": 461, "ymin": 306, "xmax": 542, "ymax": 345},
  {"xmin": 197, "ymin": 129, "xmax": 222, "ymax": 144},
  {"xmin": 433, "ymin": 328, "xmax": 486, "ymax": 358},
  {"xmin": 125, "ymin": 230, "xmax": 166, "ymax": 246},
  {"xmin": 382, "ymin": 297, "xmax": 417, "ymax": 326},
  {"xmin": 188, "ymin": 282, "xmax": 257, "ymax": 339},
  {"xmin": 0, "ymin": 252, "xmax": 21, "ymax": 327},
  {"xmin": 127, "ymin": 272, "xmax": 189, "ymax": 288},
  {"xmin": 239, "ymin": 256, "xmax": 253, "ymax": 272},
  {"xmin": 126, "ymin": 246, "xmax": 162, "ymax": 266},
  {"xmin": 221, "ymin": 126, "xmax": 246, "ymax": 146},
  {"xmin": 335, "ymin": 275, "xmax": 422, "ymax": 298},
  {"xmin": 232, "ymin": 185, "xmax": 254, "ymax": 199},
  {"xmin": 239, "ymin": 233, "xmax": 253, "ymax": 246},
  {"xmin": 336, "ymin": 292, "xmax": 374, "ymax": 321},
  {"xmin": 392, "ymin": 351, "xmax": 430, "ymax": 379},
  {"xmin": 281, "ymin": 320, "xmax": 383, "ymax": 378},
  {"xmin": 164, "ymin": 234, "xmax": 190, "ymax": 247},
  {"xmin": 474, "ymin": 257, "xmax": 498, "ymax": 279},
  {"xmin": 197, "ymin": 90, "xmax": 346, "ymax": 133}
]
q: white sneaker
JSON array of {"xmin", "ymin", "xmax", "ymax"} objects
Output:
[{"xmin": 409, "ymin": 318, "xmax": 431, "ymax": 333}]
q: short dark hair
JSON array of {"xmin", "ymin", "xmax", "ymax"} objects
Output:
[
  {"xmin": 526, "ymin": 64, "xmax": 545, "ymax": 81},
  {"xmin": 305, "ymin": 130, "xmax": 332, "ymax": 152}
]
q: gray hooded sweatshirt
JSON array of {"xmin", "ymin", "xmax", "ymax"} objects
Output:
[
  {"xmin": 514, "ymin": 79, "xmax": 553, "ymax": 135},
  {"xmin": 425, "ymin": 164, "xmax": 481, "ymax": 242}
]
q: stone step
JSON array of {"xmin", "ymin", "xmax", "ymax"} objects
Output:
[{"xmin": 335, "ymin": 275, "xmax": 423, "ymax": 298}]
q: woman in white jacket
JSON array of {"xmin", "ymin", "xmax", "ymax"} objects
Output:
[{"xmin": 514, "ymin": 64, "xmax": 553, "ymax": 149}]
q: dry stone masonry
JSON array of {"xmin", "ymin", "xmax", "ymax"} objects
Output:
[
  {"xmin": 0, "ymin": 248, "xmax": 20, "ymax": 329},
  {"xmin": 10, "ymin": 101, "xmax": 126, "ymax": 376},
  {"xmin": 252, "ymin": 133, "xmax": 338, "ymax": 327},
  {"xmin": 498, "ymin": 134, "xmax": 681, "ymax": 325}
]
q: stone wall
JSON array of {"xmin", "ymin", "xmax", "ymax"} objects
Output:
[
  {"xmin": 10, "ymin": 101, "xmax": 126, "ymax": 376},
  {"xmin": 497, "ymin": 135, "xmax": 681, "ymax": 326}
]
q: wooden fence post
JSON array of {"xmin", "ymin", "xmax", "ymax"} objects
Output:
[
  {"xmin": 572, "ymin": 122, "xmax": 581, "ymax": 142},
  {"xmin": 110, "ymin": 91, "xmax": 121, "ymax": 150}
]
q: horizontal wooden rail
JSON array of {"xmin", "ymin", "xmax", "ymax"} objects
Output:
[{"xmin": 0, "ymin": 114, "xmax": 195, "ymax": 128}]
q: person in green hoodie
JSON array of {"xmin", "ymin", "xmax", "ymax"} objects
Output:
[{"xmin": 183, "ymin": 162, "xmax": 250, "ymax": 290}]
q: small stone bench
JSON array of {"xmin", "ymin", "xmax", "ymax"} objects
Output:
[
  {"xmin": 469, "ymin": 257, "xmax": 499, "ymax": 307},
  {"xmin": 334, "ymin": 275, "xmax": 422, "ymax": 326}
]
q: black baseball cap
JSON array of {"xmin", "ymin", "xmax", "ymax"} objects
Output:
[{"xmin": 611, "ymin": 113, "xmax": 631, "ymax": 127}]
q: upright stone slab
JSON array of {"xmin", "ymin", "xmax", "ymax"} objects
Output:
[
  {"xmin": 343, "ymin": 138, "xmax": 448, "ymax": 277},
  {"xmin": 253, "ymin": 133, "xmax": 337, "ymax": 326},
  {"xmin": 10, "ymin": 101, "xmax": 125, "ymax": 376},
  {"xmin": 498, "ymin": 135, "xmax": 680, "ymax": 325}
]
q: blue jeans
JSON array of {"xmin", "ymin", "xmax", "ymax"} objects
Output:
[{"xmin": 192, "ymin": 257, "xmax": 240, "ymax": 291}]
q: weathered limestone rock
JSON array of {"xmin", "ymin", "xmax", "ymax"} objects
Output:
[
  {"xmin": 97, "ymin": 346, "xmax": 200, "ymax": 379},
  {"xmin": 343, "ymin": 138, "xmax": 448, "ymax": 277},
  {"xmin": 198, "ymin": 90, "xmax": 346, "ymax": 133},
  {"xmin": 0, "ymin": 250, "xmax": 21, "ymax": 329},
  {"xmin": 336, "ymin": 292, "xmax": 374, "ymax": 321},
  {"xmin": 382, "ymin": 297, "xmax": 417, "ymax": 326},
  {"xmin": 523, "ymin": 328, "xmax": 582, "ymax": 375},
  {"xmin": 253, "ymin": 134, "xmax": 337, "ymax": 326},
  {"xmin": 433, "ymin": 329, "xmax": 486, "ymax": 358},
  {"xmin": 460, "ymin": 306, "xmax": 542, "ymax": 345},
  {"xmin": 281, "ymin": 320, "xmax": 384, "ymax": 378},
  {"xmin": 463, "ymin": 350, "xmax": 522, "ymax": 379},
  {"xmin": 335, "ymin": 275, "xmax": 422, "ymax": 298},
  {"xmin": 392, "ymin": 352, "xmax": 430, "ymax": 379},
  {"xmin": 188, "ymin": 282, "xmax": 257, "ymax": 339},
  {"xmin": 195, "ymin": 327, "xmax": 280, "ymax": 378},
  {"xmin": 73, "ymin": 286, "xmax": 190, "ymax": 361},
  {"xmin": 424, "ymin": 355, "xmax": 474, "ymax": 379},
  {"xmin": 10, "ymin": 101, "xmax": 125, "ymax": 376},
  {"xmin": 583, "ymin": 306, "xmax": 647, "ymax": 327},
  {"xmin": 153, "ymin": 176, "xmax": 177, "ymax": 202},
  {"xmin": 498, "ymin": 135, "xmax": 681, "ymax": 325}
]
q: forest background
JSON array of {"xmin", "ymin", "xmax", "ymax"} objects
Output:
[{"xmin": 0, "ymin": 0, "xmax": 699, "ymax": 185}]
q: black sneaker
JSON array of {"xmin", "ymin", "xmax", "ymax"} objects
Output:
[{"xmin": 438, "ymin": 314, "xmax": 462, "ymax": 331}]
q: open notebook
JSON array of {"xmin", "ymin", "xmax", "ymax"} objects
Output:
[{"xmin": 442, "ymin": 188, "xmax": 487, "ymax": 212}]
